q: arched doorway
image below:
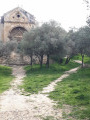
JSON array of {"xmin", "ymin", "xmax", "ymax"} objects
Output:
[{"xmin": 9, "ymin": 27, "xmax": 27, "ymax": 41}]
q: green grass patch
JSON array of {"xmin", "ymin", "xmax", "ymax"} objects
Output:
[
  {"xmin": 21, "ymin": 61, "xmax": 79, "ymax": 94},
  {"xmin": 49, "ymin": 67, "xmax": 90, "ymax": 119},
  {"xmin": 43, "ymin": 116, "xmax": 58, "ymax": 120},
  {"xmin": 0, "ymin": 65, "xmax": 13, "ymax": 94},
  {"xmin": 72, "ymin": 54, "xmax": 90, "ymax": 64}
]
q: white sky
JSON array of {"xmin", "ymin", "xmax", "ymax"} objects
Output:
[{"xmin": 0, "ymin": 0, "xmax": 89, "ymax": 31}]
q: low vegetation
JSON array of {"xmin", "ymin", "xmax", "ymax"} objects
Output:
[
  {"xmin": 21, "ymin": 60, "xmax": 79, "ymax": 94},
  {"xmin": 0, "ymin": 65, "xmax": 13, "ymax": 94},
  {"xmin": 43, "ymin": 116, "xmax": 57, "ymax": 120},
  {"xmin": 72, "ymin": 54, "xmax": 90, "ymax": 64},
  {"xmin": 49, "ymin": 67, "xmax": 90, "ymax": 120}
]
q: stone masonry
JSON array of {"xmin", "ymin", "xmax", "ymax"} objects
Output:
[
  {"xmin": 0, "ymin": 7, "xmax": 36, "ymax": 65},
  {"xmin": 0, "ymin": 7, "xmax": 36, "ymax": 42}
]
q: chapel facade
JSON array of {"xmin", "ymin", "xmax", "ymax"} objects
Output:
[
  {"xmin": 0, "ymin": 7, "xmax": 36, "ymax": 42},
  {"xmin": 0, "ymin": 7, "xmax": 37, "ymax": 65}
]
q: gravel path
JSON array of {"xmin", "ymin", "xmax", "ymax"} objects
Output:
[{"xmin": 0, "ymin": 66, "xmax": 79, "ymax": 120}]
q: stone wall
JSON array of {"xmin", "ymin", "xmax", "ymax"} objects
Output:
[
  {"xmin": 3, "ymin": 22, "xmax": 31, "ymax": 41},
  {"xmin": 0, "ymin": 24, "xmax": 4, "ymax": 41}
]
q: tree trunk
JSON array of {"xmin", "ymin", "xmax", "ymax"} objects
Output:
[
  {"xmin": 59, "ymin": 58, "xmax": 63, "ymax": 64},
  {"xmin": 20, "ymin": 54, "xmax": 24, "ymax": 63},
  {"xmin": 40, "ymin": 55, "xmax": 43, "ymax": 68},
  {"xmin": 46, "ymin": 54, "xmax": 50, "ymax": 68},
  {"xmin": 81, "ymin": 54, "xmax": 84, "ymax": 68},
  {"xmin": 30, "ymin": 55, "xmax": 33, "ymax": 69},
  {"xmin": 65, "ymin": 57, "xmax": 70, "ymax": 64},
  {"xmin": 6, "ymin": 56, "xmax": 10, "ymax": 64}
]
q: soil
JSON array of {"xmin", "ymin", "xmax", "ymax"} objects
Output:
[{"xmin": 0, "ymin": 66, "xmax": 79, "ymax": 120}]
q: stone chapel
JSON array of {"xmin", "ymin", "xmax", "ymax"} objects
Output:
[
  {"xmin": 0, "ymin": 7, "xmax": 36, "ymax": 64},
  {"xmin": 0, "ymin": 7, "xmax": 36, "ymax": 42}
]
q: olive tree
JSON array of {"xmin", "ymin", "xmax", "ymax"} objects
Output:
[
  {"xmin": 0, "ymin": 40, "xmax": 18, "ymax": 64},
  {"xmin": 19, "ymin": 30, "xmax": 35, "ymax": 66},
  {"xmin": 0, "ymin": 40, "xmax": 17, "ymax": 58},
  {"xmin": 75, "ymin": 26, "xmax": 90, "ymax": 67},
  {"xmin": 19, "ymin": 21, "xmax": 67, "ymax": 68},
  {"xmin": 40, "ymin": 21, "xmax": 67, "ymax": 68},
  {"xmin": 65, "ymin": 29, "xmax": 78, "ymax": 64}
]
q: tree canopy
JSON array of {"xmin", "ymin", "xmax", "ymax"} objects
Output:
[
  {"xmin": 19, "ymin": 21, "xmax": 67, "ymax": 68},
  {"xmin": 66, "ymin": 26, "xmax": 90, "ymax": 67}
]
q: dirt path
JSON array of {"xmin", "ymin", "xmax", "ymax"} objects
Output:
[
  {"xmin": 74, "ymin": 60, "xmax": 90, "ymax": 67},
  {"xmin": 0, "ymin": 66, "xmax": 79, "ymax": 120}
]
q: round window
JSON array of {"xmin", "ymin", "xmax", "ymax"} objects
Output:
[{"xmin": 17, "ymin": 14, "xmax": 20, "ymax": 18}]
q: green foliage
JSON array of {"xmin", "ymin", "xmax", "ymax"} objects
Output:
[
  {"xmin": 66, "ymin": 26, "xmax": 90, "ymax": 66},
  {"xmin": 0, "ymin": 65, "xmax": 13, "ymax": 93},
  {"xmin": 19, "ymin": 21, "xmax": 67, "ymax": 68},
  {"xmin": 51, "ymin": 55, "xmax": 64, "ymax": 64},
  {"xmin": 20, "ymin": 61, "xmax": 79, "ymax": 94},
  {"xmin": 75, "ymin": 26, "xmax": 90, "ymax": 57},
  {"xmin": 49, "ymin": 68, "xmax": 90, "ymax": 119},
  {"xmin": 65, "ymin": 29, "xmax": 77, "ymax": 58},
  {"xmin": 0, "ymin": 40, "xmax": 18, "ymax": 58},
  {"xmin": 43, "ymin": 116, "xmax": 58, "ymax": 120}
]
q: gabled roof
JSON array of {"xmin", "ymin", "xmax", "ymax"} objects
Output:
[{"xmin": 3, "ymin": 7, "xmax": 35, "ymax": 24}]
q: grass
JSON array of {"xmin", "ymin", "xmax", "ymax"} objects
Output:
[
  {"xmin": 72, "ymin": 54, "xmax": 90, "ymax": 64},
  {"xmin": 0, "ymin": 65, "xmax": 13, "ymax": 94},
  {"xmin": 49, "ymin": 67, "xmax": 90, "ymax": 120},
  {"xmin": 20, "ymin": 60, "xmax": 79, "ymax": 94},
  {"xmin": 43, "ymin": 116, "xmax": 58, "ymax": 120}
]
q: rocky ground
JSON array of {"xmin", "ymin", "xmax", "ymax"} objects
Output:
[{"xmin": 0, "ymin": 66, "xmax": 79, "ymax": 120}]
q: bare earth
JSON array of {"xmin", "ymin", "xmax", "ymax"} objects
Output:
[{"xmin": 0, "ymin": 66, "xmax": 79, "ymax": 120}]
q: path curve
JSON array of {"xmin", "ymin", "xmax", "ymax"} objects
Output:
[{"xmin": 0, "ymin": 66, "xmax": 79, "ymax": 120}]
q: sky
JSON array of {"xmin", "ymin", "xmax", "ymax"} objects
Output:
[{"xmin": 0, "ymin": 0, "xmax": 89, "ymax": 31}]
